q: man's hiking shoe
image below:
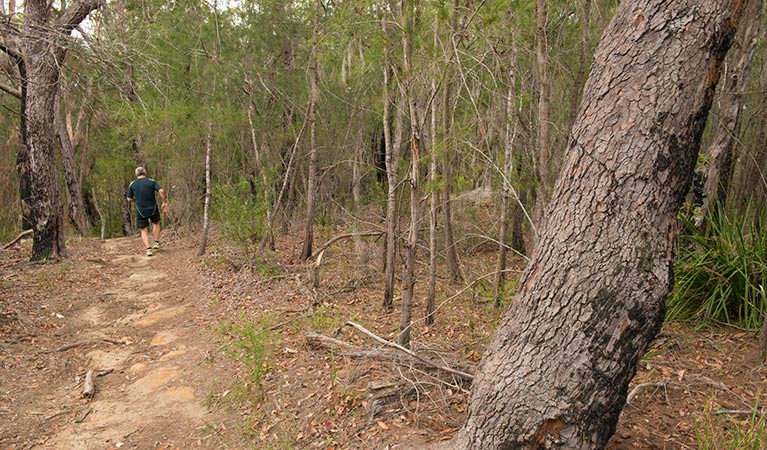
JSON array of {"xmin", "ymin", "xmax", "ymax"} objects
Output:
[
  {"xmin": 152, "ymin": 241, "xmax": 161, "ymax": 250},
  {"xmin": 146, "ymin": 248, "xmax": 153, "ymax": 257}
]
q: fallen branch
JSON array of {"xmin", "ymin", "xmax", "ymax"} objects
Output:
[
  {"xmin": 715, "ymin": 409, "xmax": 767, "ymax": 416},
  {"xmin": 345, "ymin": 321, "xmax": 474, "ymax": 381},
  {"xmin": 44, "ymin": 409, "xmax": 71, "ymax": 422},
  {"xmin": 306, "ymin": 327, "xmax": 474, "ymax": 382},
  {"xmin": 3, "ymin": 229, "xmax": 32, "ymax": 249},
  {"xmin": 49, "ymin": 338, "xmax": 126, "ymax": 353},
  {"xmin": 626, "ymin": 374, "xmax": 750, "ymax": 407},
  {"xmin": 74, "ymin": 407, "xmax": 92, "ymax": 423},
  {"xmin": 312, "ymin": 231, "xmax": 384, "ymax": 288},
  {"xmin": 82, "ymin": 370, "xmax": 95, "ymax": 398}
]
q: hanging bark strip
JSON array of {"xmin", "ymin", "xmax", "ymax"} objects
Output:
[{"xmin": 452, "ymin": 1, "xmax": 745, "ymax": 448}]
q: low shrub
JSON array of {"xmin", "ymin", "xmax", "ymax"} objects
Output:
[{"xmin": 668, "ymin": 208, "xmax": 767, "ymax": 328}]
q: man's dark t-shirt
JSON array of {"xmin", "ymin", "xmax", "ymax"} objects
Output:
[{"xmin": 127, "ymin": 178, "xmax": 161, "ymax": 218}]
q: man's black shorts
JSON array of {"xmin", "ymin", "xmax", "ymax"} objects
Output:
[{"xmin": 137, "ymin": 210, "xmax": 161, "ymax": 229}]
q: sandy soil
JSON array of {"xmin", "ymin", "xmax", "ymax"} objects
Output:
[{"xmin": 2, "ymin": 231, "xmax": 766, "ymax": 450}]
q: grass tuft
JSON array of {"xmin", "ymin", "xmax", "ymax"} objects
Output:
[{"xmin": 668, "ymin": 208, "xmax": 767, "ymax": 329}]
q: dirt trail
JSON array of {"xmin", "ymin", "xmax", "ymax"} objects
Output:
[{"xmin": 1, "ymin": 237, "xmax": 242, "ymax": 450}]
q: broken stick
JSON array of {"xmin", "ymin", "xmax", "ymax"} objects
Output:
[
  {"xmin": 2, "ymin": 229, "xmax": 32, "ymax": 249},
  {"xmin": 345, "ymin": 321, "xmax": 474, "ymax": 381},
  {"xmin": 82, "ymin": 370, "xmax": 95, "ymax": 398}
]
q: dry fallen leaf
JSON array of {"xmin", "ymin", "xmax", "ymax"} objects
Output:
[{"xmin": 377, "ymin": 420, "xmax": 390, "ymax": 430}]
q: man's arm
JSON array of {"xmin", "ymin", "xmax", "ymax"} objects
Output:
[{"xmin": 158, "ymin": 188, "xmax": 169, "ymax": 213}]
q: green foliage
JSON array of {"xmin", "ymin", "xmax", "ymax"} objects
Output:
[
  {"xmin": 218, "ymin": 312, "xmax": 275, "ymax": 387},
  {"xmin": 695, "ymin": 397, "xmax": 767, "ymax": 450},
  {"xmin": 310, "ymin": 304, "xmax": 341, "ymax": 332},
  {"xmin": 668, "ymin": 208, "xmax": 767, "ymax": 328},
  {"xmin": 212, "ymin": 180, "xmax": 268, "ymax": 259}
]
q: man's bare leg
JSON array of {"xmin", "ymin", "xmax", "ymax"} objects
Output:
[
  {"xmin": 152, "ymin": 222, "xmax": 161, "ymax": 245},
  {"xmin": 140, "ymin": 226, "xmax": 151, "ymax": 249}
]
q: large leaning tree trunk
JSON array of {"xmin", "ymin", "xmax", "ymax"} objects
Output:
[
  {"xmin": 451, "ymin": 0, "xmax": 743, "ymax": 448},
  {"xmin": 0, "ymin": 0, "xmax": 104, "ymax": 260}
]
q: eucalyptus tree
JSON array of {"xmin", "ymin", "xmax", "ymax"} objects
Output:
[
  {"xmin": 449, "ymin": 0, "xmax": 744, "ymax": 447},
  {"xmin": 0, "ymin": 0, "xmax": 104, "ymax": 260}
]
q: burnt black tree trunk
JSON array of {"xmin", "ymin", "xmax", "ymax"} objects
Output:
[{"xmin": 452, "ymin": 0, "xmax": 744, "ymax": 448}]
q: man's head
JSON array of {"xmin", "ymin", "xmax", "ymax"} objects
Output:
[{"xmin": 135, "ymin": 166, "xmax": 147, "ymax": 177}]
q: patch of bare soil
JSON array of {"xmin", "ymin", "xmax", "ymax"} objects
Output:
[
  {"xmin": 3, "ymin": 229, "xmax": 766, "ymax": 449},
  {"xmin": 0, "ymin": 234, "xmax": 247, "ymax": 449}
]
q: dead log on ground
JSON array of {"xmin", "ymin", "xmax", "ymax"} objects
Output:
[
  {"xmin": 366, "ymin": 381, "xmax": 416, "ymax": 418},
  {"xmin": 305, "ymin": 331, "xmax": 474, "ymax": 382}
]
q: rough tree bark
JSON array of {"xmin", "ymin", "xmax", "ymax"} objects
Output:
[
  {"xmin": 15, "ymin": 0, "xmax": 104, "ymax": 260},
  {"xmin": 695, "ymin": 0, "xmax": 761, "ymax": 223},
  {"xmin": 451, "ymin": 0, "xmax": 743, "ymax": 448}
]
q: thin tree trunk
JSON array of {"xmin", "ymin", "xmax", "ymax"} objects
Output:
[
  {"xmin": 352, "ymin": 127, "xmax": 367, "ymax": 263},
  {"xmin": 425, "ymin": 21, "xmax": 439, "ymax": 326},
  {"xmin": 92, "ymin": 187, "xmax": 105, "ymax": 240},
  {"xmin": 494, "ymin": 61, "xmax": 519, "ymax": 307},
  {"xmin": 382, "ymin": 3, "xmax": 404, "ymax": 310},
  {"xmin": 300, "ymin": 0, "xmax": 321, "ymax": 260},
  {"xmin": 443, "ymin": 0, "xmax": 463, "ymax": 283},
  {"xmin": 453, "ymin": 1, "xmax": 742, "ymax": 448},
  {"xmin": 54, "ymin": 93, "xmax": 90, "ymax": 235},
  {"xmin": 398, "ymin": 0, "xmax": 421, "ymax": 349},
  {"xmin": 120, "ymin": 187, "xmax": 132, "ymax": 236},
  {"xmin": 569, "ymin": 0, "xmax": 592, "ymax": 129},
  {"xmin": 695, "ymin": 0, "xmax": 761, "ymax": 224},
  {"xmin": 198, "ymin": 119, "xmax": 212, "ymax": 256},
  {"xmin": 532, "ymin": 0, "xmax": 552, "ymax": 232},
  {"xmin": 247, "ymin": 98, "xmax": 275, "ymax": 252}
]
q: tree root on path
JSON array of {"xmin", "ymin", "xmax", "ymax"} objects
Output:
[{"xmin": 48, "ymin": 337, "xmax": 127, "ymax": 353}]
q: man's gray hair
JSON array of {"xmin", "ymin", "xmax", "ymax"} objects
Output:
[{"xmin": 135, "ymin": 166, "xmax": 147, "ymax": 176}]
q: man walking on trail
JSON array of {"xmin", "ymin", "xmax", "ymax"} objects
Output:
[{"xmin": 127, "ymin": 166, "xmax": 169, "ymax": 256}]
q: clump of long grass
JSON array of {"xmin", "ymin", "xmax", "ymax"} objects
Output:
[
  {"xmin": 695, "ymin": 396, "xmax": 767, "ymax": 450},
  {"xmin": 668, "ymin": 207, "xmax": 767, "ymax": 328}
]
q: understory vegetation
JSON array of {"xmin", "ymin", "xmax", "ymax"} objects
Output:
[{"xmin": 670, "ymin": 208, "xmax": 767, "ymax": 329}]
